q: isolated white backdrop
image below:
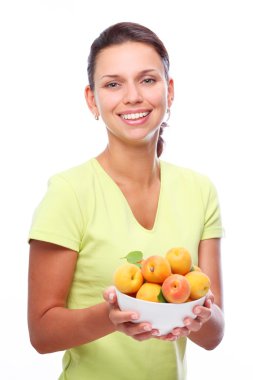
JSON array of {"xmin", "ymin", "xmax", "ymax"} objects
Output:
[{"xmin": 1, "ymin": 0, "xmax": 252, "ymax": 379}]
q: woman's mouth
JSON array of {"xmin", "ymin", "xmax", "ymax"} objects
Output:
[{"xmin": 120, "ymin": 111, "xmax": 150, "ymax": 120}]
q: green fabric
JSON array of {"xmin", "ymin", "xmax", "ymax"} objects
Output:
[{"xmin": 29, "ymin": 159, "xmax": 223, "ymax": 380}]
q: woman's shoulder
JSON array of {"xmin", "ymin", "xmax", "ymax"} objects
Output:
[
  {"xmin": 161, "ymin": 160, "xmax": 217, "ymax": 196},
  {"xmin": 161, "ymin": 160, "xmax": 210, "ymax": 182},
  {"xmin": 42, "ymin": 159, "xmax": 99, "ymax": 201}
]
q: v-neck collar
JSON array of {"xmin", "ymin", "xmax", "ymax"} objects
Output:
[{"xmin": 91, "ymin": 158, "xmax": 164, "ymax": 233}]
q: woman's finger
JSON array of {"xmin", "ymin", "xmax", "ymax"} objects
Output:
[
  {"xmin": 103, "ymin": 286, "xmax": 117, "ymax": 304},
  {"xmin": 122, "ymin": 321, "xmax": 154, "ymax": 336},
  {"xmin": 109, "ymin": 309, "xmax": 140, "ymax": 325},
  {"xmin": 193, "ymin": 305, "xmax": 212, "ymax": 321},
  {"xmin": 205, "ymin": 291, "xmax": 214, "ymax": 305}
]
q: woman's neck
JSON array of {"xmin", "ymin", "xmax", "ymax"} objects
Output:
[{"xmin": 96, "ymin": 141, "xmax": 160, "ymax": 187}]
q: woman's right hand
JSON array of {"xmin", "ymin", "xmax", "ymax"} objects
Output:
[{"xmin": 103, "ymin": 286, "xmax": 159, "ymax": 341}]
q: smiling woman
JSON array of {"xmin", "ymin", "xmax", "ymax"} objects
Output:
[
  {"xmin": 27, "ymin": 21, "xmax": 224, "ymax": 380},
  {"xmin": 86, "ymin": 22, "xmax": 172, "ymax": 157},
  {"xmin": 85, "ymin": 41, "xmax": 173, "ymax": 147}
]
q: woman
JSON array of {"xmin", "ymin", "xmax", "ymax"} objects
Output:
[{"xmin": 28, "ymin": 22, "xmax": 224, "ymax": 380}]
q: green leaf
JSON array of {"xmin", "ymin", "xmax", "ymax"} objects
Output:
[
  {"xmin": 157, "ymin": 289, "xmax": 168, "ymax": 303},
  {"xmin": 121, "ymin": 251, "xmax": 143, "ymax": 266}
]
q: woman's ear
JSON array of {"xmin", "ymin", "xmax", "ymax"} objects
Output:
[
  {"xmin": 84, "ymin": 85, "xmax": 99, "ymax": 118},
  {"xmin": 167, "ymin": 78, "xmax": 174, "ymax": 107}
]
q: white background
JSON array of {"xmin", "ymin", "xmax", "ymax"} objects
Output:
[{"xmin": 1, "ymin": 0, "xmax": 252, "ymax": 378}]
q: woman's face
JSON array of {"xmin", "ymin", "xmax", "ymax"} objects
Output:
[{"xmin": 86, "ymin": 41, "xmax": 174, "ymax": 146}]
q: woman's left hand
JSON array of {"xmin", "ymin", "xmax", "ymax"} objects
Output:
[{"xmin": 158, "ymin": 292, "xmax": 214, "ymax": 341}]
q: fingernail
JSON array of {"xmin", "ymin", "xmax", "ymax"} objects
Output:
[
  {"xmin": 195, "ymin": 307, "xmax": 201, "ymax": 314},
  {"xmin": 143, "ymin": 325, "xmax": 152, "ymax": 331},
  {"xmin": 152, "ymin": 330, "xmax": 160, "ymax": 336},
  {"xmin": 131, "ymin": 314, "xmax": 139, "ymax": 320},
  {"xmin": 109, "ymin": 293, "xmax": 114, "ymax": 302}
]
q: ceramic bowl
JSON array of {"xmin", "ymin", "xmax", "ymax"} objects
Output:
[{"xmin": 115, "ymin": 288, "xmax": 206, "ymax": 335}]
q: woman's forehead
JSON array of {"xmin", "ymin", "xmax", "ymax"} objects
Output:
[{"xmin": 94, "ymin": 41, "xmax": 164, "ymax": 78}]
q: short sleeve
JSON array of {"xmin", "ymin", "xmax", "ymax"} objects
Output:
[
  {"xmin": 200, "ymin": 178, "xmax": 224, "ymax": 240},
  {"xmin": 28, "ymin": 175, "xmax": 84, "ymax": 251}
]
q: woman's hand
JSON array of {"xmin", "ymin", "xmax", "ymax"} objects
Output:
[
  {"xmin": 158, "ymin": 292, "xmax": 214, "ymax": 341},
  {"xmin": 103, "ymin": 286, "xmax": 160, "ymax": 341}
]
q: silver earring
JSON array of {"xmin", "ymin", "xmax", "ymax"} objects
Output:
[{"xmin": 166, "ymin": 108, "xmax": 170, "ymax": 122}]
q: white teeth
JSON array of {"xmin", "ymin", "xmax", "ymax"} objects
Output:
[{"xmin": 121, "ymin": 112, "xmax": 149, "ymax": 120}]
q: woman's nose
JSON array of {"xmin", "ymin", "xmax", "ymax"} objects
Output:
[{"xmin": 123, "ymin": 83, "xmax": 143, "ymax": 104}]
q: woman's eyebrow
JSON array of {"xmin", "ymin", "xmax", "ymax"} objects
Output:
[
  {"xmin": 100, "ymin": 74, "xmax": 121, "ymax": 80},
  {"xmin": 100, "ymin": 69, "xmax": 158, "ymax": 80}
]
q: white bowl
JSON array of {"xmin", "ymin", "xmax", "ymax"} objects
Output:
[{"xmin": 115, "ymin": 288, "xmax": 206, "ymax": 335}]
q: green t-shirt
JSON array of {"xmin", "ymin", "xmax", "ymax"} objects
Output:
[{"xmin": 28, "ymin": 158, "xmax": 223, "ymax": 380}]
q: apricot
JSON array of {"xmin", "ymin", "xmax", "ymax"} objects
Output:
[
  {"xmin": 185, "ymin": 271, "xmax": 211, "ymax": 300},
  {"xmin": 113, "ymin": 263, "xmax": 143, "ymax": 294},
  {"xmin": 136, "ymin": 283, "xmax": 162, "ymax": 303},
  {"xmin": 141, "ymin": 255, "xmax": 171, "ymax": 284},
  {"xmin": 165, "ymin": 247, "xmax": 192, "ymax": 275},
  {"xmin": 162, "ymin": 274, "xmax": 191, "ymax": 303}
]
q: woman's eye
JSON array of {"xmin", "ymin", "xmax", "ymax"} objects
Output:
[
  {"xmin": 106, "ymin": 82, "xmax": 119, "ymax": 88},
  {"xmin": 142, "ymin": 78, "xmax": 156, "ymax": 84}
]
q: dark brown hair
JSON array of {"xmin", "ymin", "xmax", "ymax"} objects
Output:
[{"xmin": 87, "ymin": 22, "xmax": 170, "ymax": 157}]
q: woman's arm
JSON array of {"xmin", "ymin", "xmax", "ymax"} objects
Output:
[
  {"xmin": 164, "ymin": 238, "xmax": 224, "ymax": 349},
  {"xmin": 28, "ymin": 240, "xmax": 116, "ymax": 354},
  {"xmin": 186, "ymin": 238, "xmax": 224, "ymax": 349}
]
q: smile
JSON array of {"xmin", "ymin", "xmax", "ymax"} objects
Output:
[{"xmin": 120, "ymin": 112, "xmax": 150, "ymax": 120}]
